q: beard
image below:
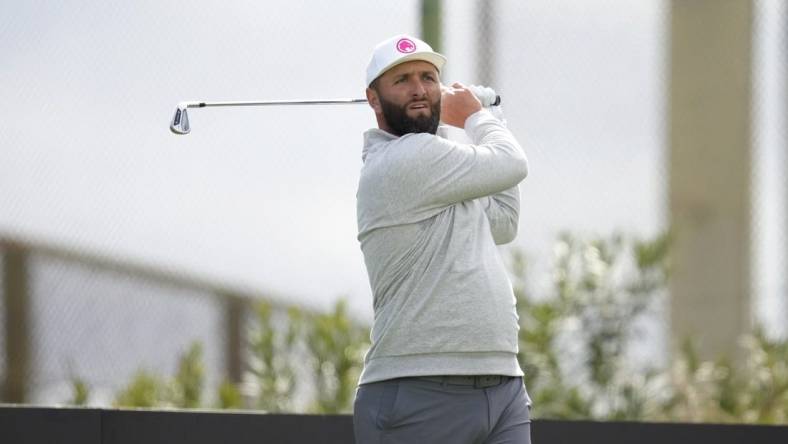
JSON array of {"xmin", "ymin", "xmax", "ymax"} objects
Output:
[{"xmin": 379, "ymin": 94, "xmax": 441, "ymax": 136}]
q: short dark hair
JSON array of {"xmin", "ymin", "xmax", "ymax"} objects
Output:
[{"xmin": 368, "ymin": 78, "xmax": 380, "ymax": 93}]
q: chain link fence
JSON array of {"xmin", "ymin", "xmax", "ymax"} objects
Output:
[
  {"xmin": 1, "ymin": 239, "xmax": 240, "ymax": 406},
  {"xmin": 28, "ymin": 253, "xmax": 227, "ymax": 405}
]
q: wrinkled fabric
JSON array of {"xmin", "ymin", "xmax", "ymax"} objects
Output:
[{"xmin": 353, "ymin": 376, "xmax": 532, "ymax": 444}]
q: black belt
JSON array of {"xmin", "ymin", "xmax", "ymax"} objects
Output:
[{"xmin": 414, "ymin": 375, "xmax": 509, "ymax": 388}]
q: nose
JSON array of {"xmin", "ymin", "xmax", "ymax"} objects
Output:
[{"xmin": 411, "ymin": 79, "xmax": 427, "ymax": 98}]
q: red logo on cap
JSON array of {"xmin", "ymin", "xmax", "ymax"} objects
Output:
[{"xmin": 396, "ymin": 38, "xmax": 416, "ymax": 54}]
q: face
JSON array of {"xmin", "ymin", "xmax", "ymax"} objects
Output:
[{"xmin": 367, "ymin": 60, "xmax": 441, "ymax": 136}]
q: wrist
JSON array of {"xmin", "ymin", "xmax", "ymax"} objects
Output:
[{"xmin": 463, "ymin": 108, "xmax": 492, "ymax": 137}]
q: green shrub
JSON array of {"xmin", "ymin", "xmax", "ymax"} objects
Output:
[
  {"xmin": 304, "ymin": 299, "xmax": 369, "ymax": 414},
  {"xmin": 113, "ymin": 341, "xmax": 203, "ymax": 408},
  {"xmin": 69, "ymin": 377, "xmax": 90, "ymax": 406},
  {"xmin": 511, "ymin": 231, "xmax": 787, "ymax": 424},
  {"xmin": 171, "ymin": 342, "xmax": 204, "ymax": 408},
  {"xmin": 512, "ymin": 231, "xmax": 670, "ymax": 419},
  {"xmin": 113, "ymin": 370, "xmax": 163, "ymax": 408},
  {"xmin": 245, "ymin": 301, "xmax": 303, "ymax": 412},
  {"xmin": 217, "ymin": 379, "xmax": 243, "ymax": 409}
]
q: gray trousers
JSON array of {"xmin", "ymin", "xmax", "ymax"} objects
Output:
[{"xmin": 353, "ymin": 376, "xmax": 532, "ymax": 444}]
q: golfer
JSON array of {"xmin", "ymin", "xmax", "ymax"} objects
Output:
[{"xmin": 353, "ymin": 34, "xmax": 532, "ymax": 444}]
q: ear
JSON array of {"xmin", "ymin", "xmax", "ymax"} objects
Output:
[{"xmin": 366, "ymin": 87, "xmax": 382, "ymax": 113}]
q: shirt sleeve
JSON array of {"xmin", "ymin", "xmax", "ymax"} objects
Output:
[
  {"xmin": 481, "ymin": 185, "xmax": 521, "ymax": 245},
  {"xmin": 385, "ymin": 109, "xmax": 528, "ymax": 213}
]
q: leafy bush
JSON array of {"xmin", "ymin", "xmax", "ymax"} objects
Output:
[
  {"xmin": 661, "ymin": 331, "xmax": 788, "ymax": 424},
  {"xmin": 217, "ymin": 379, "xmax": 243, "ymax": 409},
  {"xmin": 512, "ymin": 231, "xmax": 788, "ymax": 423},
  {"xmin": 512, "ymin": 231, "xmax": 670, "ymax": 419},
  {"xmin": 171, "ymin": 342, "xmax": 204, "ymax": 408},
  {"xmin": 244, "ymin": 301, "xmax": 303, "ymax": 412},
  {"xmin": 69, "ymin": 377, "xmax": 89, "ymax": 406},
  {"xmin": 113, "ymin": 370, "xmax": 163, "ymax": 408},
  {"xmin": 303, "ymin": 298, "xmax": 369, "ymax": 413},
  {"xmin": 113, "ymin": 342, "xmax": 204, "ymax": 408}
]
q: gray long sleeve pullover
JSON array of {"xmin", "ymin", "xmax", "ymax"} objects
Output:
[{"xmin": 356, "ymin": 109, "xmax": 528, "ymax": 385}]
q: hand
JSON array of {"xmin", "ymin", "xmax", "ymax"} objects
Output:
[{"xmin": 440, "ymin": 82, "xmax": 482, "ymax": 128}]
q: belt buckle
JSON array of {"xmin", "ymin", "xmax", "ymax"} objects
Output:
[{"xmin": 474, "ymin": 375, "xmax": 501, "ymax": 389}]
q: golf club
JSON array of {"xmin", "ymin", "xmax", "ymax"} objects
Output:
[{"xmin": 170, "ymin": 88, "xmax": 501, "ymax": 135}]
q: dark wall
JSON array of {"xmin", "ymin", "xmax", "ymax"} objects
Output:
[
  {"xmin": 1, "ymin": 406, "xmax": 787, "ymax": 444},
  {"xmin": 532, "ymin": 418, "xmax": 787, "ymax": 444}
]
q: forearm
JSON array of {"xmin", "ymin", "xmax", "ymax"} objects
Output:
[{"xmin": 464, "ymin": 109, "xmax": 528, "ymax": 178}]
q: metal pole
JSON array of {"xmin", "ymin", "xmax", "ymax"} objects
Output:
[
  {"xmin": 2, "ymin": 241, "xmax": 31, "ymax": 403},
  {"xmin": 477, "ymin": 0, "xmax": 496, "ymax": 87},
  {"xmin": 187, "ymin": 99, "xmax": 368, "ymax": 108},
  {"xmin": 421, "ymin": 0, "xmax": 443, "ymax": 52},
  {"xmin": 223, "ymin": 293, "xmax": 246, "ymax": 385},
  {"xmin": 669, "ymin": 0, "xmax": 753, "ymax": 364}
]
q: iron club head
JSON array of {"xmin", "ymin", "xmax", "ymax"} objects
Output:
[{"xmin": 170, "ymin": 102, "xmax": 191, "ymax": 135}]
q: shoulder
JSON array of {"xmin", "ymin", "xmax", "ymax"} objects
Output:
[
  {"xmin": 389, "ymin": 133, "xmax": 456, "ymax": 159},
  {"xmin": 362, "ymin": 132, "xmax": 461, "ymax": 178}
]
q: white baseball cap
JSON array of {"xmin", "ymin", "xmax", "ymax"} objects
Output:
[{"xmin": 365, "ymin": 34, "xmax": 447, "ymax": 87}]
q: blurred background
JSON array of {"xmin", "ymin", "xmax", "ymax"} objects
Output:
[{"xmin": 1, "ymin": 0, "xmax": 786, "ymax": 421}]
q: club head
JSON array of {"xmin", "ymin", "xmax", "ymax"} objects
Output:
[{"xmin": 170, "ymin": 103, "xmax": 190, "ymax": 135}]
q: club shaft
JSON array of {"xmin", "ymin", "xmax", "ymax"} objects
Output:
[
  {"xmin": 185, "ymin": 94, "xmax": 501, "ymax": 108},
  {"xmin": 187, "ymin": 99, "xmax": 369, "ymax": 108},
  {"xmin": 171, "ymin": 94, "xmax": 501, "ymax": 134}
]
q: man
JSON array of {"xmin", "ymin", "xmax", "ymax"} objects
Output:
[{"xmin": 353, "ymin": 34, "xmax": 532, "ymax": 444}]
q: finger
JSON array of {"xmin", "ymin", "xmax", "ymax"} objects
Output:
[{"xmin": 441, "ymin": 85, "xmax": 457, "ymax": 96}]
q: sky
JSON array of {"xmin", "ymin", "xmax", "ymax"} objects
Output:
[{"xmin": 1, "ymin": 0, "xmax": 784, "ymax": 334}]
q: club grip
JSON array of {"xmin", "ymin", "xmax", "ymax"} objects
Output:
[{"xmin": 467, "ymin": 85, "xmax": 501, "ymax": 107}]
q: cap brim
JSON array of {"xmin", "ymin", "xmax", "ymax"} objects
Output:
[{"xmin": 369, "ymin": 52, "xmax": 447, "ymax": 86}]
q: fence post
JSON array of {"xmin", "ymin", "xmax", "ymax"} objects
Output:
[
  {"xmin": 420, "ymin": 0, "xmax": 442, "ymax": 52},
  {"xmin": 2, "ymin": 241, "xmax": 31, "ymax": 403},
  {"xmin": 223, "ymin": 293, "xmax": 246, "ymax": 385},
  {"xmin": 476, "ymin": 0, "xmax": 496, "ymax": 87}
]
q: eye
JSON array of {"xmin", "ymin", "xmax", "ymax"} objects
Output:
[{"xmin": 423, "ymin": 73, "xmax": 437, "ymax": 82}]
